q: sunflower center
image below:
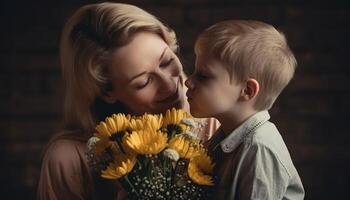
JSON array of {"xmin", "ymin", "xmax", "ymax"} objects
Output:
[
  {"xmin": 109, "ymin": 131, "xmax": 126, "ymax": 141},
  {"xmin": 109, "ymin": 131, "xmax": 127, "ymax": 154},
  {"xmin": 166, "ymin": 124, "xmax": 183, "ymax": 136}
]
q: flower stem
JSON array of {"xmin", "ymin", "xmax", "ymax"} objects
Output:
[
  {"xmin": 116, "ymin": 137, "xmax": 126, "ymax": 154},
  {"xmin": 124, "ymin": 175, "xmax": 140, "ymax": 198}
]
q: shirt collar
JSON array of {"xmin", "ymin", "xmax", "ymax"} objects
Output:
[{"xmin": 220, "ymin": 110, "xmax": 270, "ymax": 153}]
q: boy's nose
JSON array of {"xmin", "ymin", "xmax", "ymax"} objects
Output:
[{"xmin": 185, "ymin": 76, "xmax": 195, "ymax": 90}]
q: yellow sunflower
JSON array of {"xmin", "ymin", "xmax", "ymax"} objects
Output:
[
  {"xmin": 93, "ymin": 137, "xmax": 111, "ymax": 153},
  {"xmin": 162, "ymin": 108, "xmax": 192, "ymax": 135},
  {"xmin": 134, "ymin": 113, "xmax": 163, "ymax": 131},
  {"xmin": 188, "ymin": 152, "xmax": 215, "ymax": 186},
  {"xmin": 124, "ymin": 128, "xmax": 168, "ymax": 155},
  {"xmin": 95, "ymin": 113, "xmax": 130, "ymax": 137},
  {"xmin": 128, "ymin": 116, "xmax": 143, "ymax": 131},
  {"xmin": 101, "ymin": 153, "xmax": 137, "ymax": 179},
  {"xmin": 168, "ymin": 135, "xmax": 203, "ymax": 159},
  {"xmin": 94, "ymin": 113, "xmax": 131, "ymax": 153}
]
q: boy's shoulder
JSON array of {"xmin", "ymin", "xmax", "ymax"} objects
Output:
[
  {"xmin": 248, "ymin": 120, "xmax": 282, "ymax": 149},
  {"xmin": 244, "ymin": 121, "xmax": 296, "ymax": 178}
]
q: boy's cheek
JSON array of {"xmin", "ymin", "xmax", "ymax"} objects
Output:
[{"xmin": 194, "ymin": 88, "xmax": 213, "ymax": 100}]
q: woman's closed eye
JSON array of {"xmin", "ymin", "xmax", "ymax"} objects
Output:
[
  {"xmin": 160, "ymin": 58, "xmax": 174, "ymax": 68},
  {"xmin": 136, "ymin": 77, "xmax": 153, "ymax": 89},
  {"xmin": 134, "ymin": 57, "xmax": 175, "ymax": 90}
]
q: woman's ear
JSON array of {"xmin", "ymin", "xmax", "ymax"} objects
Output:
[
  {"xmin": 240, "ymin": 78, "xmax": 260, "ymax": 101},
  {"xmin": 101, "ymin": 90, "xmax": 118, "ymax": 104},
  {"xmin": 100, "ymin": 82, "xmax": 118, "ymax": 104}
]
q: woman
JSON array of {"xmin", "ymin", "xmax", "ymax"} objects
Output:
[{"xmin": 37, "ymin": 2, "xmax": 219, "ymax": 200}]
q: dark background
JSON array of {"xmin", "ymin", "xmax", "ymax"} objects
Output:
[{"xmin": 1, "ymin": 0, "xmax": 349, "ymax": 199}]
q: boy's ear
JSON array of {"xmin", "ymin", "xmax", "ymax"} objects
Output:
[{"xmin": 240, "ymin": 78, "xmax": 260, "ymax": 101}]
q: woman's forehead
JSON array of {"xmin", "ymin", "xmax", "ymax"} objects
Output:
[{"xmin": 109, "ymin": 32, "xmax": 169, "ymax": 82}]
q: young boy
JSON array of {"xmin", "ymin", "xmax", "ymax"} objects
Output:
[{"xmin": 185, "ymin": 20, "xmax": 305, "ymax": 199}]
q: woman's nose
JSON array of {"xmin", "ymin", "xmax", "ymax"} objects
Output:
[{"xmin": 159, "ymin": 73, "xmax": 177, "ymax": 93}]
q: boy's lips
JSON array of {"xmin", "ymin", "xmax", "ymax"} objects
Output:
[{"xmin": 186, "ymin": 91, "xmax": 192, "ymax": 101}]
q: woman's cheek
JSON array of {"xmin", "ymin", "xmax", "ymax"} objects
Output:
[
  {"xmin": 172, "ymin": 59, "xmax": 182, "ymax": 76},
  {"xmin": 135, "ymin": 86, "xmax": 158, "ymax": 103}
]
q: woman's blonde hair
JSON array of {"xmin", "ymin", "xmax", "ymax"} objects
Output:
[
  {"xmin": 60, "ymin": 2, "xmax": 178, "ymax": 134},
  {"xmin": 195, "ymin": 20, "xmax": 296, "ymax": 110}
]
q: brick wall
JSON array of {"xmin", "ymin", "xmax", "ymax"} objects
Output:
[{"xmin": 1, "ymin": 0, "xmax": 349, "ymax": 199}]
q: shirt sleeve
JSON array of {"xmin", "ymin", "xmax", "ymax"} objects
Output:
[
  {"xmin": 37, "ymin": 139, "xmax": 95, "ymax": 200},
  {"xmin": 237, "ymin": 143, "xmax": 290, "ymax": 200}
]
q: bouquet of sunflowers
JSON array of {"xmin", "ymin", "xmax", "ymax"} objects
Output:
[{"xmin": 86, "ymin": 108, "xmax": 215, "ymax": 199}]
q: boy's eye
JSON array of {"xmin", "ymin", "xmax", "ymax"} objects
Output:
[
  {"xmin": 136, "ymin": 77, "xmax": 152, "ymax": 89},
  {"xmin": 160, "ymin": 58, "xmax": 174, "ymax": 68},
  {"xmin": 195, "ymin": 73, "xmax": 209, "ymax": 81}
]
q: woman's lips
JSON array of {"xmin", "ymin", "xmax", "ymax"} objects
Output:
[
  {"xmin": 157, "ymin": 80, "xmax": 180, "ymax": 103},
  {"xmin": 160, "ymin": 89, "xmax": 179, "ymax": 103}
]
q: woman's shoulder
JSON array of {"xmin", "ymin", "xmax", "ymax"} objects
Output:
[
  {"xmin": 38, "ymin": 131, "xmax": 95, "ymax": 199},
  {"xmin": 41, "ymin": 131, "xmax": 89, "ymax": 168}
]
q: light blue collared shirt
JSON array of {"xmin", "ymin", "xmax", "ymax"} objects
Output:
[{"xmin": 206, "ymin": 111, "xmax": 305, "ymax": 200}]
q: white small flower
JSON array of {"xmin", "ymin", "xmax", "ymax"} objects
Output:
[
  {"xmin": 182, "ymin": 131, "xmax": 197, "ymax": 140},
  {"xmin": 194, "ymin": 118, "xmax": 206, "ymax": 128},
  {"xmin": 163, "ymin": 148, "xmax": 180, "ymax": 162},
  {"xmin": 181, "ymin": 118, "xmax": 207, "ymax": 131},
  {"xmin": 181, "ymin": 118, "xmax": 197, "ymax": 128},
  {"xmin": 87, "ymin": 136, "xmax": 100, "ymax": 151}
]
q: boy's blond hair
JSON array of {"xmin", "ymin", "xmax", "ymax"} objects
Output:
[{"xmin": 195, "ymin": 20, "xmax": 296, "ymax": 110}]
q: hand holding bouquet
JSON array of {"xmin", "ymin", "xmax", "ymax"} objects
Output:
[{"xmin": 87, "ymin": 108, "xmax": 215, "ymax": 199}]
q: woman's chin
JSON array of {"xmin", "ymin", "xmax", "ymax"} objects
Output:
[
  {"xmin": 189, "ymin": 108, "xmax": 201, "ymax": 118},
  {"xmin": 167, "ymin": 98, "xmax": 183, "ymax": 111}
]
